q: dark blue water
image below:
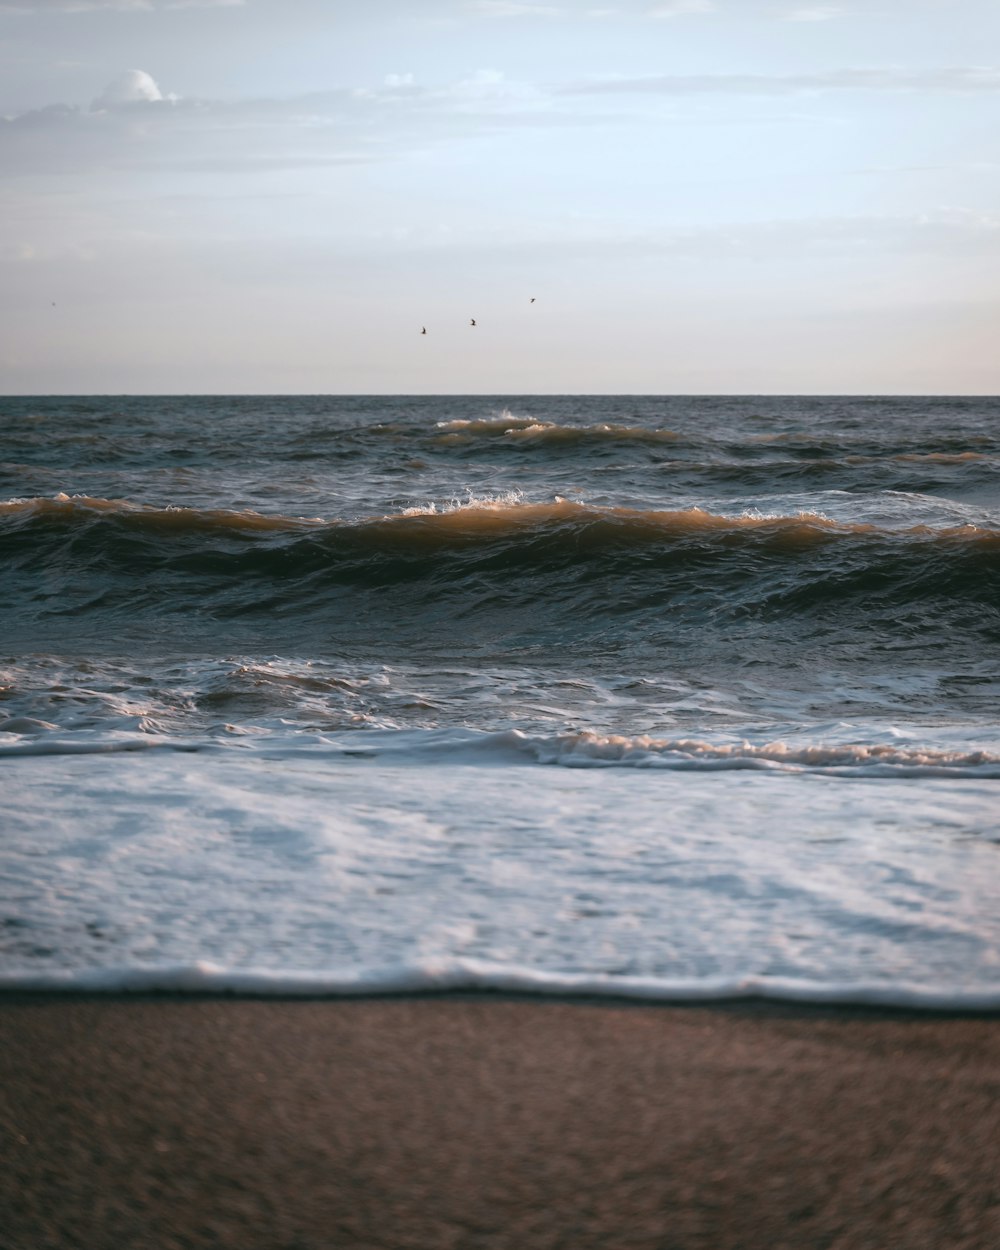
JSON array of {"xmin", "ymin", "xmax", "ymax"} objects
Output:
[{"xmin": 2, "ymin": 394, "xmax": 999, "ymax": 737}]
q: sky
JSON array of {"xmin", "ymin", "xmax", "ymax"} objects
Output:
[{"xmin": 1, "ymin": 0, "xmax": 998, "ymax": 394}]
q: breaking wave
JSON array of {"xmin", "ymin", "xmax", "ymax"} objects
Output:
[
  {"xmin": 3, "ymin": 495, "xmax": 999, "ymax": 652},
  {"xmin": 3, "ymin": 720, "xmax": 999, "ymax": 776},
  {"xmin": 5, "ymin": 491, "xmax": 1000, "ymax": 544}
]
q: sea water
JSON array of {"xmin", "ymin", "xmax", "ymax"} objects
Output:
[{"xmin": 2, "ymin": 395, "xmax": 999, "ymax": 1006}]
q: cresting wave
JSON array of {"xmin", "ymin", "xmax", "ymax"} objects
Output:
[
  {"xmin": 2, "ymin": 724, "xmax": 999, "ymax": 775},
  {"xmin": 434, "ymin": 414, "xmax": 682, "ymax": 447},
  {"xmin": 321, "ymin": 727, "xmax": 1000, "ymax": 776},
  {"xmin": 4, "ymin": 495, "xmax": 999, "ymax": 647},
  {"xmin": 3, "ymin": 959, "xmax": 1000, "ymax": 1011},
  {"xmin": 427, "ymin": 412, "xmax": 1000, "ymax": 457},
  {"xmin": 500, "ymin": 729, "xmax": 1000, "ymax": 775},
  {"xmin": 6, "ymin": 492, "xmax": 1000, "ymax": 545}
]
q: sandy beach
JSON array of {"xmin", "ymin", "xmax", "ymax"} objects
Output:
[{"xmin": 2, "ymin": 996, "xmax": 999, "ymax": 1249}]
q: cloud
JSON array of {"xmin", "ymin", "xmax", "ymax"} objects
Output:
[
  {"xmin": 562, "ymin": 66, "xmax": 1000, "ymax": 95},
  {"xmin": 5, "ymin": 60, "xmax": 998, "ymax": 185},
  {"xmin": 397, "ymin": 210, "xmax": 1000, "ymax": 262},
  {"xmin": 0, "ymin": 0, "xmax": 243, "ymax": 10},
  {"xmin": 783, "ymin": 5, "xmax": 846, "ymax": 19},
  {"xmin": 5, "ymin": 208, "xmax": 998, "ymax": 282},
  {"xmin": 0, "ymin": 68, "xmax": 595, "ymax": 179},
  {"xmin": 458, "ymin": 0, "xmax": 618, "ymax": 16},
  {"xmin": 646, "ymin": 0, "xmax": 715, "ymax": 15},
  {"xmin": 464, "ymin": 1, "xmax": 565, "ymax": 15},
  {"xmin": 91, "ymin": 69, "xmax": 164, "ymax": 109}
]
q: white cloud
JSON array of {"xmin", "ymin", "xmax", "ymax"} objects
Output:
[
  {"xmin": 4, "ymin": 61, "xmax": 998, "ymax": 185},
  {"xmin": 91, "ymin": 69, "xmax": 164, "ymax": 109},
  {"xmin": 0, "ymin": 69, "xmax": 586, "ymax": 179},
  {"xmin": 647, "ymin": 0, "xmax": 715, "ymax": 16},
  {"xmin": 784, "ymin": 5, "xmax": 846, "ymax": 19}
]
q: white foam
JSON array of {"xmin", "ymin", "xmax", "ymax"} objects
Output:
[
  {"xmin": 400, "ymin": 488, "xmax": 525, "ymax": 516},
  {"xmin": 3, "ymin": 723, "xmax": 999, "ymax": 776},
  {"xmin": 514, "ymin": 730, "xmax": 1000, "ymax": 776},
  {"xmin": 4, "ymin": 751, "xmax": 1000, "ymax": 1005},
  {"xmin": 248, "ymin": 726, "xmax": 1000, "ymax": 778},
  {"xmin": 0, "ymin": 734, "xmax": 188, "ymax": 757},
  {"xmin": 2, "ymin": 960, "xmax": 999, "ymax": 1012}
]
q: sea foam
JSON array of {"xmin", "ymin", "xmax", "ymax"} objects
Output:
[{"xmin": 3, "ymin": 960, "xmax": 1000, "ymax": 1012}]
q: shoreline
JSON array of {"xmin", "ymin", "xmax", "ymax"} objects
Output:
[
  {"xmin": 4, "ymin": 986, "xmax": 1000, "ymax": 1015},
  {"xmin": 3, "ymin": 994, "xmax": 999, "ymax": 1249}
]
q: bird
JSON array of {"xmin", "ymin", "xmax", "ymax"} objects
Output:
[
  {"xmin": 530, "ymin": 298, "xmax": 536, "ymax": 303},
  {"xmin": 421, "ymin": 326, "xmax": 426, "ymax": 334}
]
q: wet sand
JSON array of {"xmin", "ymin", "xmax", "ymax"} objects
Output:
[{"xmin": 2, "ymin": 995, "xmax": 999, "ymax": 1249}]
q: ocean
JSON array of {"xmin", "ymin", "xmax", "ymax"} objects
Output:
[{"xmin": 2, "ymin": 394, "xmax": 999, "ymax": 1007}]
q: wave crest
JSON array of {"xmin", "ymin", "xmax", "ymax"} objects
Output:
[
  {"xmin": 5, "ymin": 492, "xmax": 999, "ymax": 547},
  {"xmin": 515, "ymin": 730, "xmax": 1000, "ymax": 775},
  {"xmin": 3, "ymin": 496, "xmax": 998, "ymax": 643},
  {"xmin": 435, "ymin": 414, "xmax": 680, "ymax": 447}
]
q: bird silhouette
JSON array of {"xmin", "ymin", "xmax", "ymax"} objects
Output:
[
  {"xmin": 530, "ymin": 298, "xmax": 536, "ymax": 303},
  {"xmin": 470, "ymin": 318, "xmax": 477, "ymax": 326},
  {"xmin": 421, "ymin": 326, "xmax": 426, "ymax": 334}
]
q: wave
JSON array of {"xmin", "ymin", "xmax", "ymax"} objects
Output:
[
  {"xmin": 304, "ymin": 726, "xmax": 1000, "ymax": 776},
  {"xmin": 6, "ymin": 492, "xmax": 1000, "ymax": 545},
  {"xmin": 3, "ymin": 958, "xmax": 999, "ymax": 1011},
  {"xmin": 430, "ymin": 419, "xmax": 1000, "ymax": 470},
  {"xmin": 3, "ymin": 495, "xmax": 999, "ymax": 645},
  {"xmin": 501, "ymin": 729, "xmax": 1000, "ymax": 776},
  {"xmin": 893, "ymin": 451, "xmax": 987, "ymax": 464},
  {"xmin": 434, "ymin": 414, "xmax": 682, "ymax": 447},
  {"xmin": 744, "ymin": 431, "xmax": 995, "ymax": 454},
  {"xmin": 0, "ymin": 493, "xmax": 318, "ymax": 533},
  {"xmin": 3, "ymin": 722, "xmax": 998, "ymax": 776}
]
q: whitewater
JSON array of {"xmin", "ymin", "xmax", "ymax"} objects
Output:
[{"xmin": 2, "ymin": 394, "xmax": 999, "ymax": 1007}]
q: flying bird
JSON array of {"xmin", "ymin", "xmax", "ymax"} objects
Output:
[
  {"xmin": 530, "ymin": 298, "xmax": 536, "ymax": 303},
  {"xmin": 421, "ymin": 326, "xmax": 426, "ymax": 334},
  {"xmin": 470, "ymin": 319, "xmax": 477, "ymax": 326}
]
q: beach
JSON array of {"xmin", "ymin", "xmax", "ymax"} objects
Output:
[
  {"xmin": 6, "ymin": 0, "xmax": 1000, "ymax": 1231},
  {"xmin": 3, "ymin": 996, "xmax": 999, "ymax": 1250}
]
